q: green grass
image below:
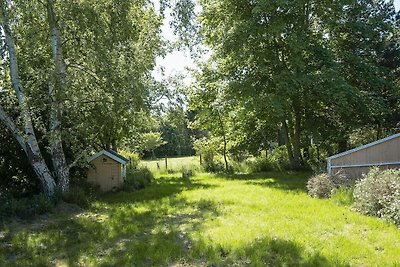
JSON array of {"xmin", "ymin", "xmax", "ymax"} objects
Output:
[
  {"xmin": 1, "ymin": 169, "xmax": 400, "ymax": 266},
  {"xmin": 140, "ymin": 156, "xmax": 201, "ymax": 173}
]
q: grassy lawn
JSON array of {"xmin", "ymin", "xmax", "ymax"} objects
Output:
[
  {"xmin": 1, "ymin": 170, "xmax": 400, "ymax": 266},
  {"xmin": 140, "ymin": 156, "xmax": 201, "ymax": 172}
]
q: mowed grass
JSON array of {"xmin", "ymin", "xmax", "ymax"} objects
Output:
[
  {"xmin": 1, "ymin": 170, "xmax": 400, "ymax": 266},
  {"xmin": 140, "ymin": 156, "xmax": 201, "ymax": 172}
]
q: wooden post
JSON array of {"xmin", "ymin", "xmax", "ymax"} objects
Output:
[
  {"xmin": 165, "ymin": 157, "xmax": 168, "ymax": 170},
  {"xmin": 199, "ymin": 154, "xmax": 202, "ymax": 165}
]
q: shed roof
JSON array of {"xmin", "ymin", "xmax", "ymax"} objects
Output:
[
  {"xmin": 327, "ymin": 133, "xmax": 400, "ymax": 160},
  {"xmin": 87, "ymin": 149, "xmax": 129, "ymax": 164}
]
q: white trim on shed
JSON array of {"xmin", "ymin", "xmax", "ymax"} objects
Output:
[
  {"xmin": 327, "ymin": 133, "xmax": 400, "ymax": 160},
  {"xmin": 327, "ymin": 133, "xmax": 400, "ymax": 175},
  {"xmin": 87, "ymin": 150, "xmax": 129, "ymax": 165},
  {"xmin": 331, "ymin": 162, "xmax": 400, "ymax": 169}
]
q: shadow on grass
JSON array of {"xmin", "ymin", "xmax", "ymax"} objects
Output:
[
  {"xmin": 0, "ymin": 176, "xmax": 219, "ymax": 266},
  {"xmin": 219, "ymin": 171, "xmax": 311, "ymax": 193},
  {"xmin": 188, "ymin": 235, "xmax": 349, "ymax": 267},
  {"xmin": 0, "ymin": 173, "xmax": 349, "ymax": 266},
  {"xmin": 242, "ymin": 236, "xmax": 347, "ymax": 266},
  {"xmin": 99, "ymin": 175, "xmax": 216, "ymax": 205}
]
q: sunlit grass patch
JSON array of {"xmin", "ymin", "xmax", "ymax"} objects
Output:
[
  {"xmin": 140, "ymin": 156, "xmax": 201, "ymax": 173},
  {"xmin": 1, "ymin": 170, "xmax": 399, "ymax": 266}
]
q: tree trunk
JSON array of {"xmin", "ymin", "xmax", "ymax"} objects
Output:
[
  {"xmin": 29, "ymin": 152, "xmax": 57, "ymax": 196},
  {"xmin": 217, "ymin": 112, "xmax": 229, "ymax": 173},
  {"xmin": 1, "ymin": 5, "xmax": 56, "ymax": 196},
  {"xmin": 338, "ymin": 138, "xmax": 347, "ymax": 153},
  {"xmin": 281, "ymin": 120, "xmax": 296, "ymax": 169},
  {"xmin": 291, "ymin": 102, "xmax": 302, "ymax": 169},
  {"xmin": 0, "ymin": 105, "xmax": 27, "ymax": 154},
  {"xmin": 222, "ymin": 134, "xmax": 229, "ymax": 173},
  {"xmin": 47, "ymin": 0, "xmax": 70, "ymax": 193},
  {"xmin": 376, "ymin": 123, "xmax": 382, "ymax": 140},
  {"xmin": 111, "ymin": 139, "xmax": 118, "ymax": 152}
]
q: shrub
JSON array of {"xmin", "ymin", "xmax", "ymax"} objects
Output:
[
  {"xmin": 353, "ymin": 168, "xmax": 400, "ymax": 225},
  {"xmin": 119, "ymin": 150, "xmax": 140, "ymax": 170},
  {"xmin": 202, "ymin": 159, "xmax": 225, "ymax": 173},
  {"xmin": 62, "ymin": 186, "xmax": 90, "ymax": 208},
  {"xmin": 123, "ymin": 167, "xmax": 154, "ymax": 191},
  {"xmin": 57, "ymin": 181, "xmax": 101, "ymax": 208},
  {"xmin": 230, "ymin": 160, "xmax": 249, "ymax": 173},
  {"xmin": 181, "ymin": 167, "xmax": 194, "ymax": 180},
  {"xmin": 331, "ymin": 187, "xmax": 354, "ymax": 206},
  {"xmin": 268, "ymin": 146, "xmax": 291, "ymax": 171},
  {"xmin": 307, "ymin": 173, "xmax": 335, "ymax": 198},
  {"xmin": 330, "ymin": 170, "xmax": 354, "ymax": 187},
  {"xmin": 194, "ymin": 137, "xmax": 226, "ymax": 173},
  {"xmin": 307, "ymin": 171, "xmax": 351, "ymax": 198},
  {"xmin": 0, "ymin": 193, "xmax": 54, "ymax": 220},
  {"xmin": 246, "ymin": 157, "xmax": 274, "ymax": 173},
  {"xmin": 246, "ymin": 146, "xmax": 293, "ymax": 173}
]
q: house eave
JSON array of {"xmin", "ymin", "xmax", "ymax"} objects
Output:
[
  {"xmin": 87, "ymin": 150, "xmax": 129, "ymax": 165},
  {"xmin": 327, "ymin": 133, "xmax": 400, "ymax": 160}
]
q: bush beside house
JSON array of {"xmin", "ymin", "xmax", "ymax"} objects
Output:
[{"xmin": 307, "ymin": 168, "xmax": 400, "ymax": 226}]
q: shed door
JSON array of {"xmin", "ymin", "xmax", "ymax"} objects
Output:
[{"xmin": 103, "ymin": 162, "xmax": 118, "ymax": 190}]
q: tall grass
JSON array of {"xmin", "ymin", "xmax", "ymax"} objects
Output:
[{"xmin": 140, "ymin": 156, "xmax": 201, "ymax": 174}]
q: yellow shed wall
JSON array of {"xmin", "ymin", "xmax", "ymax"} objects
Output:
[{"xmin": 87, "ymin": 155, "xmax": 124, "ymax": 191}]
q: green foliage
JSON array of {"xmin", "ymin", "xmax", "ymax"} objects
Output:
[
  {"xmin": 353, "ymin": 168, "xmax": 400, "ymax": 225},
  {"xmin": 119, "ymin": 150, "xmax": 140, "ymax": 169},
  {"xmin": 193, "ymin": 0, "xmax": 400, "ymax": 170},
  {"xmin": 246, "ymin": 157, "xmax": 274, "ymax": 173},
  {"xmin": 123, "ymin": 167, "xmax": 154, "ymax": 191},
  {"xmin": 155, "ymin": 106, "xmax": 195, "ymax": 157},
  {"xmin": 60, "ymin": 182, "xmax": 101, "ymax": 208},
  {"xmin": 62, "ymin": 187, "xmax": 89, "ymax": 208},
  {"xmin": 0, "ymin": 125, "xmax": 42, "ymax": 197},
  {"xmin": 193, "ymin": 138, "xmax": 225, "ymax": 173},
  {"xmin": 0, "ymin": 0, "xmax": 167, "ymax": 198},
  {"xmin": 138, "ymin": 132, "xmax": 167, "ymax": 158},
  {"xmin": 306, "ymin": 145, "xmax": 329, "ymax": 174},
  {"xmin": 0, "ymin": 193, "xmax": 53, "ymax": 220},
  {"xmin": 246, "ymin": 146, "xmax": 292, "ymax": 173},
  {"xmin": 268, "ymin": 146, "xmax": 292, "ymax": 171}
]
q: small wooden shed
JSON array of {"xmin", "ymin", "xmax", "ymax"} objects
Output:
[
  {"xmin": 87, "ymin": 149, "xmax": 129, "ymax": 191},
  {"xmin": 327, "ymin": 133, "xmax": 400, "ymax": 178}
]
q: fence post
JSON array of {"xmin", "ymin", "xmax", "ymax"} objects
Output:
[
  {"xmin": 165, "ymin": 157, "xmax": 168, "ymax": 170},
  {"xmin": 327, "ymin": 158, "xmax": 332, "ymax": 175}
]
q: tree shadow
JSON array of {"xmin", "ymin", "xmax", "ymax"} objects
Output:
[
  {"xmin": 99, "ymin": 175, "xmax": 217, "ymax": 204},
  {"xmin": 221, "ymin": 236, "xmax": 348, "ymax": 266},
  {"xmin": 0, "ymin": 176, "xmax": 219, "ymax": 266},
  {"xmin": 0, "ymin": 172, "xmax": 351, "ymax": 266},
  {"xmin": 219, "ymin": 171, "xmax": 311, "ymax": 193}
]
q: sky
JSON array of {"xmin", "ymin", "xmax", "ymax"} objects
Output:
[{"xmin": 153, "ymin": 1, "xmax": 400, "ymax": 84}]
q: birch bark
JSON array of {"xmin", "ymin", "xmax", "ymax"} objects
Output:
[
  {"xmin": 1, "ymin": 3, "xmax": 56, "ymax": 196},
  {"xmin": 47, "ymin": 0, "xmax": 70, "ymax": 193}
]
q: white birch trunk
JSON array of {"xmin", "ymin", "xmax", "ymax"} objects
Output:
[
  {"xmin": 0, "ymin": 104, "xmax": 27, "ymax": 154},
  {"xmin": 1, "ymin": 3, "xmax": 56, "ymax": 196},
  {"xmin": 47, "ymin": 0, "xmax": 70, "ymax": 193}
]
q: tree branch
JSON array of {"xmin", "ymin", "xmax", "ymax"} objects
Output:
[
  {"xmin": 0, "ymin": 104, "xmax": 27, "ymax": 154},
  {"xmin": 67, "ymin": 125, "xmax": 105, "ymax": 169}
]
